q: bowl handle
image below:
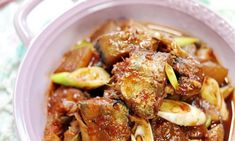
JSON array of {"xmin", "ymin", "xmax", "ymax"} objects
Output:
[{"xmin": 14, "ymin": 0, "xmax": 42, "ymax": 47}]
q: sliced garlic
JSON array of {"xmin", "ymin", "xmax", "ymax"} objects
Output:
[
  {"xmin": 158, "ymin": 99, "xmax": 206, "ymax": 126},
  {"xmin": 130, "ymin": 116, "xmax": 154, "ymax": 141}
]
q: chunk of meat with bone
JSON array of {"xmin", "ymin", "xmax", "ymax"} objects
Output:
[
  {"xmin": 152, "ymin": 119, "xmax": 208, "ymax": 141},
  {"xmin": 63, "ymin": 119, "xmax": 81, "ymax": 141},
  {"xmin": 55, "ymin": 45, "xmax": 96, "ymax": 73},
  {"xmin": 45, "ymin": 87, "xmax": 89, "ymax": 140},
  {"xmin": 173, "ymin": 56, "xmax": 204, "ymax": 96},
  {"xmin": 48, "ymin": 87, "xmax": 89, "ymax": 115},
  {"xmin": 90, "ymin": 20, "xmax": 119, "ymax": 42},
  {"xmin": 95, "ymin": 31, "xmax": 158, "ymax": 67},
  {"xmin": 151, "ymin": 119, "xmax": 189, "ymax": 141},
  {"xmin": 112, "ymin": 50, "xmax": 172, "ymax": 119},
  {"xmin": 44, "ymin": 115, "xmax": 70, "ymax": 140},
  {"xmin": 202, "ymin": 61, "xmax": 228, "ymax": 85},
  {"xmin": 79, "ymin": 97, "xmax": 130, "ymax": 141}
]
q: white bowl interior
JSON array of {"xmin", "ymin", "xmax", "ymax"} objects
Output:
[{"xmin": 15, "ymin": 1, "xmax": 235, "ymax": 141}]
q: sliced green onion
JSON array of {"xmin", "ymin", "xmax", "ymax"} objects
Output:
[
  {"xmin": 200, "ymin": 77, "xmax": 222, "ymax": 108},
  {"xmin": 205, "ymin": 115, "xmax": 212, "ymax": 128},
  {"xmin": 74, "ymin": 40, "xmax": 93, "ymax": 49},
  {"xmin": 74, "ymin": 113, "xmax": 90, "ymax": 141},
  {"xmin": 130, "ymin": 116, "xmax": 154, "ymax": 141},
  {"xmin": 165, "ymin": 63, "xmax": 179, "ymax": 89},
  {"xmin": 158, "ymin": 99, "xmax": 206, "ymax": 126},
  {"xmin": 51, "ymin": 67, "xmax": 110, "ymax": 90},
  {"xmin": 174, "ymin": 37, "xmax": 199, "ymax": 47}
]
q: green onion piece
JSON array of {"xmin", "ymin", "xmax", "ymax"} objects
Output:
[
  {"xmin": 200, "ymin": 77, "xmax": 221, "ymax": 107},
  {"xmin": 131, "ymin": 134, "xmax": 137, "ymax": 141},
  {"xmin": 51, "ymin": 67, "xmax": 110, "ymax": 90},
  {"xmin": 74, "ymin": 40, "xmax": 93, "ymax": 49},
  {"xmin": 158, "ymin": 99, "xmax": 206, "ymax": 126},
  {"xmin": 51, "ymin": 72, "xmax": 76, "ymax": 86},
  {"xmin": 165, "ymin": 63, "xmax": 179, "ymax": 89},
  {"xmin": 130, "ymin": 116, "xmax": 154, "ymax": 141},
  {"xmin": 174, "ymin": 37, "xmax": 199, "ymax": 47},
  {"xmin": 205, "ymin": 115, "xmax": 212, "ymax": 128}
]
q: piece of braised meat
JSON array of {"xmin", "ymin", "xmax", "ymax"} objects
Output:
[
  {"xmin": 112, "ymin": 50, "xmax": 172, "ymax": 119},
  {"xmin": 173, "ymin": 56, "xmax": 204, "ymax": 96},
  {"xmin": 63, "ymin": 119, "xmax": 81, "ymax": 141},
  {"xmin": 182, "ymin": 125, "xmax": 209, "ymax": 139},
  {"xmin": 79, "ymin": 97, "xmax": 130, "ymax": 141},
  {"xmin": 103, "ymin": 87, "xmax": 122, "ymax": 100},
  {"xmin": 55, "ymin": 45, "xmax": 97, "ymax": 73},
  {"xmin": 151, "ymin": 119, "xmax": 189, "ymax": 141},
  {"xmin": 45, "ymin": 87, "xmax": 89, "ymax": 140},
  {"xmin": 202, "ymin": 61, "xmax": 228, "ymax": 85},
  {"xmin": 152, "ymin": 118, "xmax": 208, "ymax": 141},
  {"xmin": 95, "ymin": 31, "xmax": 158, "ymax": 67},
  {"xmin": 90, "ymin": 20, "xmax": 120, "ymax": 42},
  {"xmin": 48, "ymin": 87, "xmax": 89, "ymax": 114}
]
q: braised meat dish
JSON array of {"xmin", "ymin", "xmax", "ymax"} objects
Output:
[{"xmin": 44, "ymin": 20, "xmax": 234, "ymax": 141}]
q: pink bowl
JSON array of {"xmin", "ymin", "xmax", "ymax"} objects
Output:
[{"xmin": 14, "ymin": 0, "xmax": 235, "ymax": 140}]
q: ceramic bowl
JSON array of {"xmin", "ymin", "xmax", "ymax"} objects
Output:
[{"xmin": 14, "ymin": 0, "xmax": 235, "ymax": 140}]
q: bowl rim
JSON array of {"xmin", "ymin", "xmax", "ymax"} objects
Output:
[{"xmin": 14, "ymin": 0, "xmax": 235, "ymax": 140}]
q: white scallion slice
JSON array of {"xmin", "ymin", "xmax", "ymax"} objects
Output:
[
  {"xmin": 130, "ymin": 116, "xmax": 154, "ymax": 141},
  {"xmin": 200, "ymin": 77, "xmax": 222, "ymax": 108},
  {"xmin": 158, "ymin": 99, "xmax": 206, "ymax": 126},
  {"xmin": 165, "ymin": 63, "xmax": 179, "ymax": 89},
  {"xmin": 51, "ymin": 67, "xmax": 110, "ymax": 90}
]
